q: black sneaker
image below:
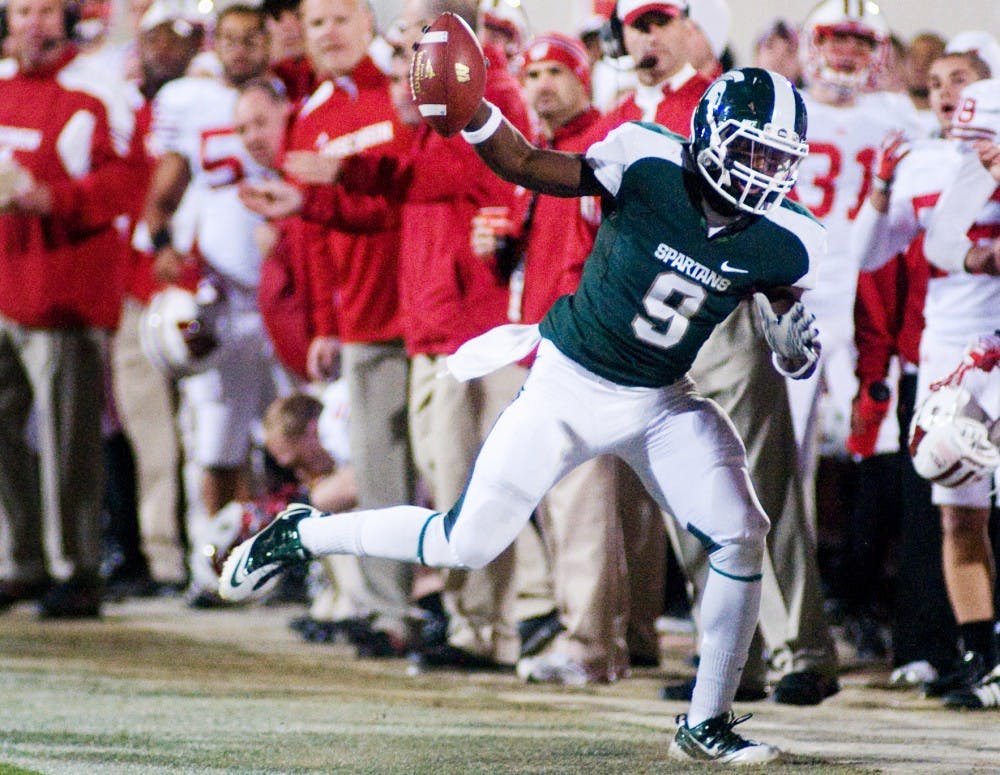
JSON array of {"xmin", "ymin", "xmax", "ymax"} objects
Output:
[
  {"xmin": 37, "ymin": 578, "xmax": 102, "ymax": 619},
  {"xmin": 772, "ymin": 670, "xmax": 840, "ymax": 705},
  {"xmin": 660, "ymin": 678, "xmax": 767, "ymax": 702},
  {"xmin": 413, "ymin": 643, "xmax": 508, "ymax": 672},
  {"xmin": 922, "ymin": 651, "xmax": 988, "ymax": 698},
  {"xmin": 518, "ymin": 610, "xmax": 563, "ymax": 658},
  {"xmin": 0, "ymin": 577, "xmax": 53, "ymax": 611},
  {"xmin": 354, "ymin": 629, "xmax": 408, "ymax": 659},
  {"xmin": 668, "ymin": 712, "xmax": 781, "ymax": 764},
  {"xmin": 942, "ymin": 664, "xmax": 1000, "ymax": 709}
]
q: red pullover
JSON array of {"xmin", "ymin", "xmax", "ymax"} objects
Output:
[
  {"xmin": 0, "ymin": 47, "xmax": 136, "ymax": 330},
  {"xmin": 286, "ymin": 56, "xmax": 412, "ymax": 345}
]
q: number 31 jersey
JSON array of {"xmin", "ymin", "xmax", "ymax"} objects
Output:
[
  {"xmin": 794, "ymin": 92, "xmax": 921, "ymax": 324},
  {"xmin": 539, "ymin": 122, "xmax": 825, "ymax": 388}
]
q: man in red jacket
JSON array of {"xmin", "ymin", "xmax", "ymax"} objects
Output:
[
  {"xmin": 0, "ymin": 0, "xmax": 136, "ymax": 617},
  {"xmin": 107, "ymin": 0, "xmax": 204, "ymax": 596},
  {"xmin": 401, "ymin": 5, "xmax": 549, "ymax": 670},
  {"xmin": 241, "ymin": 0, "xmax": 547, "ymax": 668},
  {"xmin": 591, "ymin": 0, "xmax": 712, "ymax": 138},
  {"xmin": 274, "ymin": 0, "xmax": 418, "ymax": 657}
]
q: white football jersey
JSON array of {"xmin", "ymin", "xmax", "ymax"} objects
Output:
[
  {"xmin": 795, "ymin": 91, "xmax": 923, "ymax": 326},
  {"xmin": 152, "ymin": 76, "xmax": 268, "ymax": 291},
  {"xmin": 852, "ymin": 136, "xmax": 1000, "ymax": 342},
  {"xmin": 922, "ymin": 150, "xmax": 1000, "ymax": 342},
  {"xmin": 852, "ymin": 137, "xmax": 962, "ymax": 272}
]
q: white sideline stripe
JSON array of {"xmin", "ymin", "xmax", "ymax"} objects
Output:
[
  {"xmin": 420, "ymin": 31, "xmax": 449, "ymax": 44},
  {"xmin": 768, "ymin": 70, "xmax": 796, "ymax": 131},
  {"xmin": 419, "ymin": 104, "xmax": 448, "ymax": 117}
]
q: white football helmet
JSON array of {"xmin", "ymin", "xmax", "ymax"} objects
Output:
[
  {"xmin": 195, "ymin": 501, "xmax": 275, "ymax": 587},
  {"xmin": 801, "ymin": 0, "xmax": 890, "ymax": 94},
  {"xmin": 949, "ymin": 77, "xmax": 1000, "ymax": 144},
  {"xmin": 139, "ymin": 285, "xmax": 219, "ymax": 378},
  {"xmin": 479, "ymin": 0, "xmax": 530, "ymax": 59},
  {"xmin": 909, "ymin": 385, "xmax": 1000, "ymax": 488}
]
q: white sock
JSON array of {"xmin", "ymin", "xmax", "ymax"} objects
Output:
[
  {"xmin": 297, "ymin": 505, "xmax": 459, "ymax": 566},
  {"xmin": 298, "ymin": 513, "xmax": 364, "ymax": 556},
  {"xmin": 687, "ymin": 571, "xmax": 761, "ymax": 727}
]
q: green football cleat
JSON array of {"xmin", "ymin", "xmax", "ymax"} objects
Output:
[
  {"xmin": 668, "ymin": 711, "xmax": 781, "ymax": 766},
  {"xmin": 218, "ymin": 503, "xmax": 318, "ymax": 602}
]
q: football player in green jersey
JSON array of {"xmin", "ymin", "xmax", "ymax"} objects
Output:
[{"xmin": 221, "ymin": 67, "xmax": 824, "ymax": 765}]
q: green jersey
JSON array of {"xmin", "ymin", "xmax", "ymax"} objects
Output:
[{"xmin": 539, "ymin": 122, "xmax": 825, "ymax": 388}]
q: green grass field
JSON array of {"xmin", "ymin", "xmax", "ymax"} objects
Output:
[{"xmin": 0, "ymin": 598, "xmax": 992, "ymax": 774}]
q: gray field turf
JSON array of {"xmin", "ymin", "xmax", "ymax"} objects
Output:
[{"xmin": 0, "ymin": 596, "xmax": 997, "ymax": 774}]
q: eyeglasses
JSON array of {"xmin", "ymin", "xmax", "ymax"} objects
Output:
[{"xmin": 215, "ymin": 31, "xmax": 265, "ymax": 49}]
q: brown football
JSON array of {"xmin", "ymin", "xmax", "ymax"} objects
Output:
[{"xmin": 409, "ymin": 12, "xmax": 487, "ymax": 137}]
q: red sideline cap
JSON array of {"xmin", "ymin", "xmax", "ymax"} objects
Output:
[
  {"xmin": 523, "ymin": 32, "xmax": 591, "ymax": 90},
  {"xmin": 617, "ymin": 0, "xmax": 686, "ymax": 27}
]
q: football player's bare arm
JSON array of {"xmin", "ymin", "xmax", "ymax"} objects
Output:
[
  {"xmin": 144, "ymin": 152, "xmax": 191, "ymax": 235},
  {"xmin": 975, "ymin": 139, "xmax": 1000, "ymax": 182},
  {"xmin": 962, "ymin": 241, "xmax": 1000, "ymax": 276},
  {"xmin": 464, "ymin": 101, "xmax": 604, "ymax": 199},
  {"xmin": 143, "ymin": 152, "xmax": 192, "ymax": 283}
]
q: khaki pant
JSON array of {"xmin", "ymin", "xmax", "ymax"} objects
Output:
[
  {"xmin": 111, "ymin": 297, "xmax": 185, "ymax": 584},
  {"xmin": 0, "ymin": 314, "xmax": 106, "ymax": 582},
  {"xmin": 409, "ymin": 355, "xmax": 540, "ymax": 664},
  {"xmin": 342, "ymin": 341, "xmax": 415, "ymax": 640},
  {"xmin": 666, "ymin": 300, "xmax": 837, "ymax": 681},
  {"xmin": 535, "ymin": 455, "xmax": 665, "ymax": 679}
]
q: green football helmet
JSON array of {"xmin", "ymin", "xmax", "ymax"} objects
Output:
[{"xmin": 691, "ymin": 67, "xmax": 808, "ymax": 215}]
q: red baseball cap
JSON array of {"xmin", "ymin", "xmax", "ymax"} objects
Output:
[
  {"xmin": 523, "ymin": 32, "xmax": 591, "ymax": 90},
  {"xmin": 617, "ymin": 0, "xmax": 687, "ymax": 27}
]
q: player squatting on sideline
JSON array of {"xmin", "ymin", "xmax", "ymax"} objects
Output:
[{"xmin": 221, "ymin": 67, "xmax": 825, "ymax": 765}]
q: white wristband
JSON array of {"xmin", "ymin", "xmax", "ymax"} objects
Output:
[
  {"xmin": 771, "ymin": 350, "xmax": 817, "ymax": 379},
  {"xmin": 461, "ymin": 103, "xmax": 502, "ymax": 145}
]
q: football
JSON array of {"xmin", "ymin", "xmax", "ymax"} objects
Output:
[{"xmin": 409, "ymin": 12, "xmax": 487, "ymax": 137}]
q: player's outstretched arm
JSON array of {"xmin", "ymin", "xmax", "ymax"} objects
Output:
[{"xmin": 462, "ymin": 101, "xmax": 604, "ymax": 199}]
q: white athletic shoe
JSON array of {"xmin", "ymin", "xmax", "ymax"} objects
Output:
[
  {"xmin": 218, "ymin": 503, "xmax": 317, "ymax": 602},
  {"xmin": 516, "ymin": 652, "xmax": 592, "ymax": 687},
  {"xmin": 668, "ymin": 712, "xmax": 781, "ymax": 765},
  {"xmin": 889, "ymin": 660, "xmax": 938, "ymax": 688}
]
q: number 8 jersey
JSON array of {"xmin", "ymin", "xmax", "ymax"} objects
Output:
[{"xmin": 539, "ymin": 122, "xmax": 825, "ymax": 388}]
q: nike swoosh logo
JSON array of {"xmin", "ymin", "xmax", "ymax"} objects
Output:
[
  {"xmin": 227, "ymin": 552, "xmax": 249, "ymax": 589},
  {"xmin": 720, "ymin": 260, "xmax": 748, "ymax": 274}
]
